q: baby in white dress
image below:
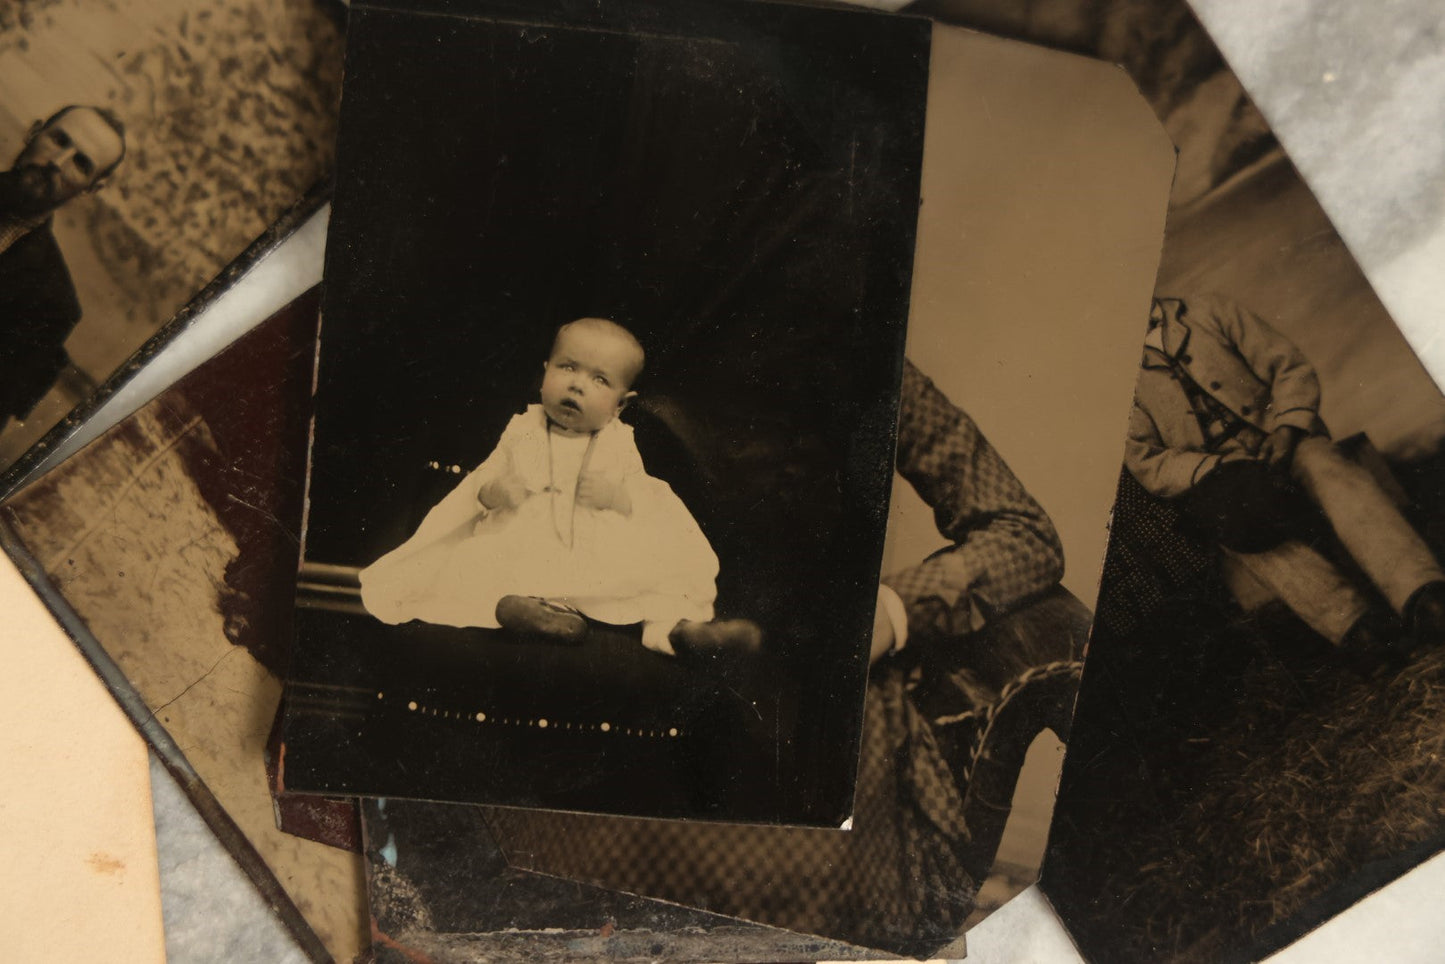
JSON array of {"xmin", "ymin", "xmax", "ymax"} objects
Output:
[{"xmin": 359, "ymin": 317, "xmax": 761, "ymax": 657}]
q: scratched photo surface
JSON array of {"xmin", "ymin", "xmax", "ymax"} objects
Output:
[
  {"xmin": 279, "ymin": 0, "xmax": 929, "ymax": 826},
  {"xmin": 0, "ymin": 292, "xmax": 372, "ymax": 963},
  {"xmin": 0, "ymin": 0, "xmax": 342, "ymax": 486}
]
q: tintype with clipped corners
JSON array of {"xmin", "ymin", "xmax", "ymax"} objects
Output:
[
  {"xmin": 1002, "ymin": 0, "xmax": 1445, "ymax": 961},
  {"xmin": 279, "ymin": 0, "xmax": 931, "ymax": 826}
]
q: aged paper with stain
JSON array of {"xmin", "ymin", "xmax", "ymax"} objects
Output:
[{"xmin": 1, "ymin": 552, "xmax": 165, "ymax": 962}]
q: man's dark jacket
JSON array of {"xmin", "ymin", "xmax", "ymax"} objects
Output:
[{"xmin": 0, "ymin": 219, "xmax": 80, "ymax": 419}]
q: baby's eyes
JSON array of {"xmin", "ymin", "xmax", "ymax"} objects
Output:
[{"xmin": 553, "ymin": 362, "xmax": 609, "ymax": 387}]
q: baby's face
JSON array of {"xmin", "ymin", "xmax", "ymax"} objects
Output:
[{"xmin": 540, "ymin": 326, "xmax": 639, "ymax": 434}]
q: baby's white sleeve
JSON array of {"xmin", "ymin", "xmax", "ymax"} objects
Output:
[{"xmin": 470, "ymin": 414, "xmax": 531, "ymax": 487}]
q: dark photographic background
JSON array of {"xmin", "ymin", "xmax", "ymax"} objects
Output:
[{"xmin": 293, "ymin": 0, "xmax": 929, "ymax": 823}]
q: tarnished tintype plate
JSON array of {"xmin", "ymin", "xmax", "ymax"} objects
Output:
[
  {"xmin": 280, "ymin": 0, "xmax": 931, "ymax": 827},
  {"xmin": 998, "ymin": 1, "xmax": 1445, "ymax": 962},
  {"xmin": 0, "ymin": 0, "xmax": 343, "ymax": 493}
]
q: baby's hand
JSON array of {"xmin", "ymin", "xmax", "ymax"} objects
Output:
[
  {"xmin": 478, "ymin": 473, "xmax": 530, "ymax": 512},
  {"xmin": 577, "ymin": 472, "xmax": 632, "ymax": 516}
]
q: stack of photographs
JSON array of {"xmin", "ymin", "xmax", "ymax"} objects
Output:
[{"xmin": 5, "ymin": 0, "xmax": 1445, "ymax": 962}]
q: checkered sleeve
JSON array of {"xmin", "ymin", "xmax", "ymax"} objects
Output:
[{"xmin": 884, "ymin": 360, "xmax": 1065, "ymax": 639}]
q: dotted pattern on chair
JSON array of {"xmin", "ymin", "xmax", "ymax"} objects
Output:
[{"xmin": 378, "ymin": 690, "xmax": 686, "ymax": 740}]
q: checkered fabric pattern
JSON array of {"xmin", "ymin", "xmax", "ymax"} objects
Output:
[
  {"xmin": 886, "ymin": 360, "xmax": 1065, "ymax": 639},
  {"xmin": 485, "ymin": 667, "xmax": 977, "ymax": 957},
  {"xmin": 1093, "ymin": 467, "xmax": 1216, "ymax": 641}
]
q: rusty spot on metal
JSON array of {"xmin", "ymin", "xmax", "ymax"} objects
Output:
[{"xmin": 371, "ymin": 915, "xmax": 437, "ymax": 964}]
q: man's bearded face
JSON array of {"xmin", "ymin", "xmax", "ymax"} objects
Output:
[{"xmin": 5, "ymin": 108, "xmax": 124, "ymax": 217}]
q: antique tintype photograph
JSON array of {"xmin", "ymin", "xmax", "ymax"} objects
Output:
[
  {"xmin": 280, "ymin": 0, "xmax": 931, "ymax": 826},
  {"xmin": 361, "ymin": 19, "xmax": 1174, "ymax": 961},
  {"xmin": 1032, "ymin": 2, "xmax": 1445, "ymax": 961},
  {"xmin": 0, "ymin": 0, "xmax": 341, "ymax": 488}
]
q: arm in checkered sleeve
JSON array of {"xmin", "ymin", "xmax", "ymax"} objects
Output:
[{"xmin": 883, "ymin": 360, "xmax": 1065, "ymax": 640}]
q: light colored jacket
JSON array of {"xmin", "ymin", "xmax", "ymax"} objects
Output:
[{"xmin": 1125, "ymin": 295, "xmax": 1326, "ymax": 498}]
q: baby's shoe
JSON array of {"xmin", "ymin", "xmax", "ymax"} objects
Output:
[
  {"xmin": 669, "ymin": 618, "xmax": 764, "ymax": 661},
  {"xmin": 495, "ymin": 596, "xmax": 587, "ymax": 643}
]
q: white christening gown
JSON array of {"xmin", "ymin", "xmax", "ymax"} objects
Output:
[{"xmin": 358, "ymin": 405, "xmax": 718, "ymax": 632}]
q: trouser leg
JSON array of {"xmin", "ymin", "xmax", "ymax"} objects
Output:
[
  {"xmin": 1219, "ymin": 540, "xmax": 1370, "ymax": 645},
  {"xmin": 1291, "ymin": 436, "xmax": 1445, "ymax": 614}
]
